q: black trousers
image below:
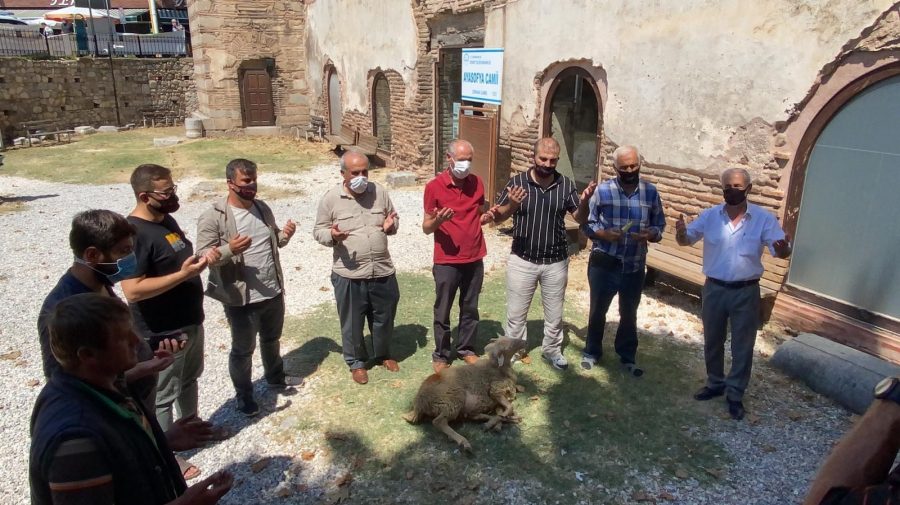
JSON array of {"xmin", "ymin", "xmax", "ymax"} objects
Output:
[
  {"xmin": 331, "ymin": 273, "xmax": 400, "ymax": 369},
  {"xmin": 432, "ymin": 260, "xmax": 484, "ymax": 363}
]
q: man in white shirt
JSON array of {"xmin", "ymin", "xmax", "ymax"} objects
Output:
[
  {"xmin": 196, "ymin": 159, "xmax": 302, "ymax": 417},
  {"xmin": 676, "ymin": 167, "xmax": 791, "ymax": 420}
]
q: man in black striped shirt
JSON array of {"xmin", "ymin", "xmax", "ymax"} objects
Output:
[{"xmin": 491, "ymin": 138, "xmax": 595, "ymax": 370}]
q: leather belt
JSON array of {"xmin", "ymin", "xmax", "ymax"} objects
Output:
[{"xmin": 706, "ymin": 277, "xmax": 759, "ymax": 289}]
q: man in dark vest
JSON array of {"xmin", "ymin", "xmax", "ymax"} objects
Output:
[{"xmin": 29, "ymin": 293, "xmax": 233, "ymax": 505}]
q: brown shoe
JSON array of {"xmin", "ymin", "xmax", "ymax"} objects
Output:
[
  {"xmin": 351, "ymin": 368, "xmax": 368, "ymax": 385},
  {"xmin": 382, "ymin": 359, "xmax": 400, "ymax": 372},
  {"xmin": 432, "ymin": 361, "xmax": 450, "ymax": 374},
  {"xmin": 462, "ymin": 355, "xmax": 479, "ymax": 365},
  {"xmin": 516, "ymin": 352, "xmax": 532, "ymax": 365}
]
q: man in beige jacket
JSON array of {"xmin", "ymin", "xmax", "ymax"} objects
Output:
[
  {"xmin": 313, "ymin": 151, "xmax": 400, "ymax": 385},
  {"xmin": 196, "ymin": 158, "xmax": 301, "ymax": 417}
]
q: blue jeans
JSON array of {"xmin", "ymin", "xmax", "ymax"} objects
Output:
[{"xmin": 584, "ymin": 253, "xmax": 645, "ymax": 364}]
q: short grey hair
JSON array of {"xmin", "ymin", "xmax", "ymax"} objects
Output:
[
  {"xmin": 447, "ymin": 139, "xmax": 473, "ymax": 158},
  {"xmin": 720, "ymin": 167, "xmax": 752, "ymax": 187},
  {"xmin": 612, "ymin": 145, "xmax": 640, "ymax": 169},
  {"xmin": 339, "ymin": 151, "xmax": 370, "ymax": 172}
]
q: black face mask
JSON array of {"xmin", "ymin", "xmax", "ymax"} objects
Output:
[
  {"xmin": 231, "ymin": 182, "xmax": 258, "ymax": 201},
  {"xmin": 723, "ymin": 187, "xmax": 748, "ymax": 206},
  {"xmin": 618, "ymin": 170, "xmax": 640, "ymax": 185},
  {"xmin": 534, "ymin": 165, "xmax": 555, "ymax": 178},
  {"xmin": 148, "ymin": 194, "xmax": 180, "ymax": 214}
]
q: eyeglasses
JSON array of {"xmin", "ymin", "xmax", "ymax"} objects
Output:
[{"xmin": 148, "ymin": 185, "xmax": 177, "ymax": 197}]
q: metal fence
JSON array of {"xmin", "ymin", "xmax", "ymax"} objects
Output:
[{"xmin": 0, "ymin": 29, "xmax": 188, "ymax": 58}]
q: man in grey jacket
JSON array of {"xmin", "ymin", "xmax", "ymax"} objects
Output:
[{"xmin": 196, "ymin": 159, "xmax": 302, "ymax": 416}]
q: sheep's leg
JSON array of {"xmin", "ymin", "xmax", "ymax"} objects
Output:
[
  {"xmin": 493, "ymin": 394, "xmax": 515, "ymax": 417},
  {"xmin": 433, "ymin": 414, "xmax": 472, "ymax": 452},
  {"xmin": 472, "ymin": 413, "xmax": 504, "ymax": 432}
]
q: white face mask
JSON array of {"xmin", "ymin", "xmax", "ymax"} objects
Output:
[
  {"xmin": 451, "ymin": 159, "xmax": 471, "ymax": 178},
  {"xmin": 349, "ymin": 175, "xmax": 368, "ymax": 194}
]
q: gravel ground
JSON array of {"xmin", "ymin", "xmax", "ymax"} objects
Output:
[{"xmin": 0, "ymin": 164, "xmax": 853, "ymax": 504}]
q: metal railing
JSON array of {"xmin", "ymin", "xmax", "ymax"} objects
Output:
[{"xmin": 0, "ymin": 29, "xmax": 188, "ymax": 58}]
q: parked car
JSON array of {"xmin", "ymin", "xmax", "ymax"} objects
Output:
[{"xmin": 0, "ymin": 15, "xmax": 27, "ymax": 26}]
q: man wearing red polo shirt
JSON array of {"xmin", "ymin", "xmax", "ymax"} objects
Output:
[{"xmin": 423, "ymin": 139, "xmax": 495, "ymax": 373}]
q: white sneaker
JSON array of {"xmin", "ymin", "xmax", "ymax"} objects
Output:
[
  {"xmin": 542, "ymin": 353, "xmax": 569, "ymax": 371},
  {"xmin": 580, "ymin": 355, "xmax": 597, "ymax": 370}
]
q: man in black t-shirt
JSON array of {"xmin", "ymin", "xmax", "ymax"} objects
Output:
[{"xmin": 121, "ymin": 164, "xmax": 218, "ymax": 436}]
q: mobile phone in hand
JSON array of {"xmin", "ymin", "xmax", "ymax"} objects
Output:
[{"xmin": 147, "ymin": 330, "xmax": 187, "ymax": 351}]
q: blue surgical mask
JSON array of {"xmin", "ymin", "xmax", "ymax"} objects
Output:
[{"xmin": 76, "ymin": 252, "xmax": 138, "ymax": 285}]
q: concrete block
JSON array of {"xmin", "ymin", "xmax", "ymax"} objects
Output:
[
  {"xmin": 97, "ymin": 126, "xmax": 119, "ymax": 133},
  {"xmin": 153, "ymin": 136, "xmax": 183, "ymax": 147},
  {"xmin": 771, "ymin": 333, "xmax": 900, "ymax": 414},
  {"xmin": 74, "ymin": 126, "xmax": 96, "ymax": 135},
  {"xmin": 386, "ymin": 172, "xmax": 417, "ymax": 188}
]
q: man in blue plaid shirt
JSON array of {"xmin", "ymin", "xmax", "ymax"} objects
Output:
[{"xmin": 581, "ymin": 145, "xmax": 666, "ymax": 376}]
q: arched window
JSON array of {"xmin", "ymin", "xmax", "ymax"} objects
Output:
[
  {"xmin": 326, "ymin": 66, "xmax": 341, "ymax": 134},
  {"xmin": 786, "ymin": 72, "xmax": 900, "ymax": 327},
  {"xmin": 542, "ymin": 67, "xmax": 602, "ymax": 191},
  {"xmin": 372, "ymin": 73, "xmax": 392, "ymax": 152}
]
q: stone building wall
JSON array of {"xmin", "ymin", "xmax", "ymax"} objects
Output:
[
  {"xmin": 0, "ymin": 57, "xmax": 195, "ymax": 144},
  {"xmin": 188, "ymin": 0, "xmax": 309, "ymax": 133}
]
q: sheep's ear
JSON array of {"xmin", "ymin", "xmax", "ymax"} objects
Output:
[{"xmin": 497, "ymin": 354, "xmax": 505, "ymax": 367}]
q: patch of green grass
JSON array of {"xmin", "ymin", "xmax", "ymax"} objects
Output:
[
  {"xmin": 1, "ymin": 127, "xmax": 331, "ymax": 184},
  {"xmin": 281, "ymin": 271, "xmax": 729, "ymax": 502}
]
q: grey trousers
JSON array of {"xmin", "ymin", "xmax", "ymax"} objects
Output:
[
  {"xmin": 331, "ymin": 272, "xmax": 400, "ymax": 370},
  {"xmin": 505, "ymin": 254, "xmax": 569, "ymax": 357},
  {"xmin": 155, "ymin": 324, "xmax": 204, "ymax": 431},
  {"xmin": 701, "ymin": 280, "xmax": 760, "ymax": 402}
]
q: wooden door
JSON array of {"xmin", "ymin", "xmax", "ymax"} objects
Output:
[
  {"xmin": 241, "ymin": 69, "xmax": 275, "ymax": 127},
  {"xmin": 458, "ymin": 106, "xmax": 499, "ymax": 205}
]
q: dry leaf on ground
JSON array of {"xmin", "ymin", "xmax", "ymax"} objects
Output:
[
  {"xmin": 250, "ymin": 458, "xmax": 270, "ymax": 474},
  {"xmin": 0, "ymin": 350, "xmax": 22, "ymax": 361},
  {"xmin": 334, "ymin": 472, "xmax": 353, "ymax": 487},
  {"xmin": 631, "ymin": 490, "xmax": 656, "ymax": 502}
]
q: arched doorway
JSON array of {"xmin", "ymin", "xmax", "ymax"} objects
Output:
[
  {"xmin": 326, "ymin": 67, "xmax": 342, "ymax": 134},
  {"xmin": 372, "ymin": 73, "xmax": 392, "ymax": 152},
  {"xmin": 542, "ymin": 67, "xmax": 602, "ymax": 191},
  {"xmin": 786, "ymin": 72, "xmax": 900, "ymax": 330}
]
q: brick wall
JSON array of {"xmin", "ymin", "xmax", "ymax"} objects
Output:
[
  {"xmin": 0, "ymin": 57, "xmax": 195, "ymax": 144},
  {"xmin": 189, "ymin": 0, "xmax": 309, "ymax": 132}
]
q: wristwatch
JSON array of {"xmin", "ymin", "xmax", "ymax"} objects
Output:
[{"xmin": 874, "ymin": 376, "xmax": 900, "ymax": 405}]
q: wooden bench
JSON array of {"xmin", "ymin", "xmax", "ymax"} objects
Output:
[
  {"xmin": 325, "ymin": 124, "xmax": 357, "ymax": 149},
  {"xmin": 347, "ymin": 131, "xmax": 378, "ymax": 156},
  {"xmin": 21, "ymin": 120, "xmax": 75, "ymax": 147},
  {"xmin": 305, "ymin": 115, "xmax": 326, "ymax": 142},
  {"xmin": 646, "ymin": 242, "xmax": 778, "ymax": 326}
]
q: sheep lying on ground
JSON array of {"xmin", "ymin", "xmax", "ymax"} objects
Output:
[{"xmin": 403, "ymin": 337, "xmax": 526, "ymax": 451}]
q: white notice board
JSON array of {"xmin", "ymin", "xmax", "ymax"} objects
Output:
[{"xmin": 461, "ymin": 48, "xmax": 503, "ymax": 105}]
